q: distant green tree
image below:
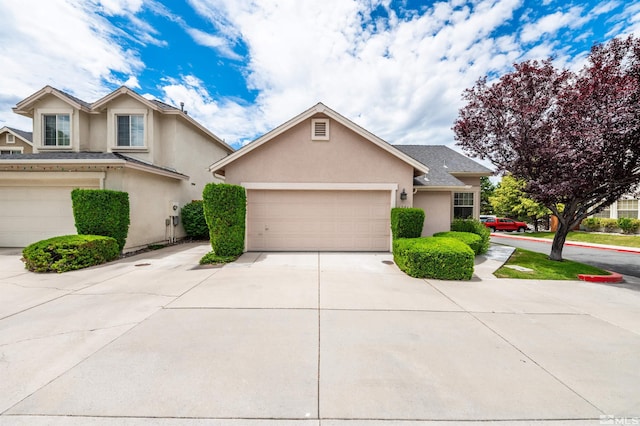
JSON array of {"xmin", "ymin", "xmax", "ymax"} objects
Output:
[
  {"xmin": 480, "ymin": 176, "xmax": 495, "ymax": 214},
  {"xmin": 490, "ymin": 175, "xmax": 550, "ymax": 231}
]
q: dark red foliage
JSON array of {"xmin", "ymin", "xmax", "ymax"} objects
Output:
[{"xmin": 453, "ymin": 36, "xmax": 640, "ymax": 260}]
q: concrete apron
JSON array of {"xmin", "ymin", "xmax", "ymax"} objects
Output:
[{"xmin": 0, "ymin": 245, "xmax": 639, "ymax": 425}]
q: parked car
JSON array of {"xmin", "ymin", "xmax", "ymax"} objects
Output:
[{"xmin": 483, "ymin": 217, "xmax": 529, "ymax": 232}]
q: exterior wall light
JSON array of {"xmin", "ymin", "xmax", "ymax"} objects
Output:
[{"xmin": 400, "ymin": 188, "xmax": 407, "ymax": 201}]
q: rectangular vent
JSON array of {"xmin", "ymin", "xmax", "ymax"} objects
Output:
[
  {"xmin": 6, "ymin": 134, "xmax": 15, "ymax": 143},
  {"xmin": 312, "ymin": 118, "xmax": 330, "ymax": 140}
]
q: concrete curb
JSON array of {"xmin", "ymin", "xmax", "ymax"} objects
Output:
[{"xmin": 578, "ymin": 270, "xmax": 624, "ymax": 283}]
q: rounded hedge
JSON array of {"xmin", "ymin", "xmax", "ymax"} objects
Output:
[
  {"xmin": 391, "ymin": 207, "xmax": 425, "ymax": 239},
  {"xmin": 202, "ymin": 183, "xmax": 246, "ymax": 256},
  {"xmin": 22, "ymin": 235, "xmax": 120, "ymax": 273},
  {"xmin": 450, "ymin": 218, "xmax": 490, "ymax": 254},
  {"xmin": 433, "ymin": 231, "xmax": 483, "ymax": 255},
  {"xmin": 393, "ymin": 237, "xmax": 474, "ymax": 280}
]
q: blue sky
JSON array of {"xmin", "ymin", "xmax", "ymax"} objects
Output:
[{"xmin": 1, "ymin": 0, "xmax": 638, "ymax": 149}]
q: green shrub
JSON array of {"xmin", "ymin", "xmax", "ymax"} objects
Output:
[
  {"xmin": 433, "ymin": 231, "xmax": 483, "ymax": 255},
  {"xmin": 450, "ymin": 218, "xmax": 490, "ymax": 254},
  {"xmin": 617, "ymin": 217, "xmax": 640, "ymax": 234},
  {"xmin": 199, "ymin": 251, "xmax": 238, "ymax": 265},
  {"xmin": 71, "ymin": 189, "xmax": 130, "ymax": 251},
  {"xmin": 202, "ymin": 183, "xmax": 246, "ymax": 256},
  {"xmin": 581, "ymin": 217, "xmax": 601, "ymax": 232},
  {"xmin": 600, "ymin": 218, "xmax": 619, "ymax": 233},
  {"xmin": 22, "ymin": 235, "xmax": 119, "ymax": 273},
  {"xmin": 393, "ymin": 237, "xmax": 474, "ymax": 280},
  {"xmin": 181, "ymin": 200, "xmax": 209, "ymax": 239},
  {"xmin": 391, "ymin": 208, "xmax": 425, "ymax": 239}
]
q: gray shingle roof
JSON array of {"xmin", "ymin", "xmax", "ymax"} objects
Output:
[
  {"xmin": 0, "ymin": 152, "xmax": 187, "ymax": 178},
  {"xmin": 5, "ymin": 127, "xmax": 33, "ymax": 142},
  {"xmin": 394, "ymin": 145, "xmax": 493, "ymax": 187}
]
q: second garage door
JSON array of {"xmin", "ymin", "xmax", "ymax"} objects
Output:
[{"xmin": 247, "ymin": 189, "xmax": 391, "ymax": 251}]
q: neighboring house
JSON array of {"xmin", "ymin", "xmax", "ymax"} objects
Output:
[
  {"xmin": 0, "ymin": 85, "xmax": 233, "ymax": 250},
  {"xmin": 209, "ymin": 103, "xmax": 492, "ymax": 252},
  {"xmin": 0, "ymin": 126, "xmax": 33, "ymax": 154},
  {"xmin": 593, "ymin": 196, "xmax": 639, "ymax": 220}
]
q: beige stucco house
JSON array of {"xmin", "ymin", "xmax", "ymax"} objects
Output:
[
  {"xmin": 0, "ymin": 86, "xmax": 233, "ymax": 250},
  {"xmin": 0, "ymin": 126, "xmax": 33, "ymax": 155},
  {"xmin": 209, "ymin": 103, "xmax": 492, "ymax": 252}
]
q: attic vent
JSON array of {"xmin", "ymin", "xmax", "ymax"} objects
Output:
[
  {"xmin": 312, "ymin": 118, "xmax": 330, "ymax": 141},
  {"xmin": 6, "ymin": 134, "xmax": 15, "ymax": 144}
]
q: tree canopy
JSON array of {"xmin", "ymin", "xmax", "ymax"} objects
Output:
[
  {"xmin": 453, "ymin": 36, "xmax": 640, "ymax": 260},
  {"xmin": 490, "ymin": 175, "xmax": 550, "ymax": 231}
]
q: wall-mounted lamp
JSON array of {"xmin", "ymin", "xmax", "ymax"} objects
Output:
[{"xmin": 400, "ymin": 188, "xmax": 407, "ymax": 201}]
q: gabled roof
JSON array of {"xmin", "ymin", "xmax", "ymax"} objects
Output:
[
  {"xmin": 0, "ymin": 152, "xmax": 188, "ymax": 180},
  {"xmin": 394, "ymin": 145, "xmax": 493, "ymax": 188},
  {"xmin": 209, "ymin": 103, "xmax": 429, "ymax": 176},
  {"xmin": 13, "ymin": 85, "xmax": 92, "ymax": 115},
  {"xmin": 12, "ymin": 85, "xmax": 233, "ymax": 154},
  {"xmin": 0, "ymin": 126, "xmax": 33, "ymax": 145}
]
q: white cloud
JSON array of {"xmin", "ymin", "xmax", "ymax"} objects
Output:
[
  {"xmin": 185, "ymin": 28, "xmax": 242, "ymax": 60},
  {"xmin": 520, "ymin": 6, "xmax": 588, "ymax": 43},
  {"xmin": 0, "ymin": 0, "xmax": 144, "ymax": 129}
]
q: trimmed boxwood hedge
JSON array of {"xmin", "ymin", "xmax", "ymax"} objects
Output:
[
  {"xmin": 202, "ymin": 183, "xmax": 246, "ymax": 257},
  {"xmin": 71, "ymin": 189, "xmax": 130, "ymax": 251},
  {"xmin": 450, "ymin": 218, "xmax": 490, "ymax": 254},
  {"xmin": 393, "ymin": 237, "xmax": 474, "ymax": 280},
  {"xmin": 22, "ymin": 235, "xmax": 120, "ymax": 273},
  {"xmin": 433, "ymin": 231, "xmax": 483, "ymax": 255},
  {"xmin": 391, "ymin": 208, "xmax": 425, "ymax": 239},
  {"xmin": 181, "ymin": 200, "xmax": 209, "ymax": 239}
]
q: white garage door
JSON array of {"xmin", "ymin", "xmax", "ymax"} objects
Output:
[
  {"xmin": 247, "ymin": 190, "xmax": 391, "ymax": 251},
  {"xmin": 0, "ymin": 184, "xmax": 98, "ymax": 247}
]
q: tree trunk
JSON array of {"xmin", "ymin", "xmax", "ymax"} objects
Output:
[{"xmin": 550, "ymin": 219, "xmax": 570, "ymax": 261}]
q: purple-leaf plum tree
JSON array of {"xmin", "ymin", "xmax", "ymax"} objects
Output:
[{"xmin": 453, "ymin": 36, "xmax": 640, "ymax": 261}]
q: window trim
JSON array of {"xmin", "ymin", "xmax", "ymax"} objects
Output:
[
  {"xmin": 109, "ymin": 109, "xmax": 149, "ymax": 152},
  {"xmin": 0, "ymin": 147, "xmax": 24, "ymax": 155},
  {"xmin": 39, "ymin": 111, "xmax": 72, "ymax": 149},
  {"xmin": 311, "ymin": 118, "xmax": 330, "ymax": 141},
  {"xmin": 453, "ymin": 191, "xmax": 475, "ymax": 219},
  {"xmin": 6, "ymin": 134, "xmax": 15, "ymax": 144}
]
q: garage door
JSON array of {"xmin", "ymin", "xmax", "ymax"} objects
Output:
[
  {"xmin": 0, "ymin": 184, "xmax": 99, "ymax": 247},
  {"xmin": 247, "ymin": 190, "xmax": 391, "ymax": 251}
]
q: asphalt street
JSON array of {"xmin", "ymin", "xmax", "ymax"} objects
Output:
[{"xmin": 491, "ymin": 234, "xmax": 640, "ymax": 290}]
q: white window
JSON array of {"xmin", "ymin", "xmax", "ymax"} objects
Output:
[
  {"xmin": 593, "ymin": 205, "xmax": 610, "ymax": 218},
  {"xmin": 311, "ymin": 118, "xmax": 330, "ymax": 141},
  {"xmin": 0, "ymin": 149, "xmax": 22, "ymax": 155},
  {"xmin": 454, "ymin": 192, "xmax": 474, "ymax": 219},
  {"xmin": 617, "ymin": 199, "xmax": 638, "ymax": 218},
  {"xmin": 117, "ymin": 115, "xmax": 145, "ymax": 147},
  {"xmin": 43, "ymin": 114, "xmax": 70, "ymax": 146},
  {"xmin": 6, "ymin": 134, "xmax": 15, "ymax": 144}
]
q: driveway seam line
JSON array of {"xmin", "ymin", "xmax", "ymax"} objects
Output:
[
  {"xmin": 316, "ymin": 251, "xmax": 321, "ymax": 421},
  {"xmin": 423, "ymin": 279, "xmax": 605, "ymax": 415}
]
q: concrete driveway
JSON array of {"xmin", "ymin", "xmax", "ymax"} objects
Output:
[{"xmin": 1, "ymin": 243, "xmax": 639, "ymax": 425}]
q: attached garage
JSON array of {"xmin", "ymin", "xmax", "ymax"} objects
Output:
[
  {"xmin": 0, "ymin": 172, "xmax": 103, "ymax": 247},
  {"xmin": 246, "ymin": 189, "xmax": 392, "ymax": 251}
]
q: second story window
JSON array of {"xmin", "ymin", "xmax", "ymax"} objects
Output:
[
  {"xmin": 117, "ymin": 115, "xmax": 144, "ymax": 147},
  {"xmin": 43, "ymin": 114, "xmax": 70, "ymax": 146}
]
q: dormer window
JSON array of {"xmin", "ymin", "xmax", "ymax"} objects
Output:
[
  {"xmin": 43, "ymin": 114, "xmax": 70, "ymax": 146},
  {"xmin": 117, "ymin": 115, "xmax": 145, "ymax": 147},
  {"xmin": 312, "ymin": 118, "xmax": 330, "ymax": 141},
  {"xmin": 6, "ymin": 134, "xmax": 15, "ymax": 144}
]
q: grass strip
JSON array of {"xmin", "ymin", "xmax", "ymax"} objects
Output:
[
  {"xmin": 494, "ymin": 248, "xmax": 611, "ymax": 280},
  {"xmin": 525, "ymin": 231, "xmax": 640, "ymax": 249}
]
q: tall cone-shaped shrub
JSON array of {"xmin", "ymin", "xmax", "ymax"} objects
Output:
[{"xmin": 202, "ymin": 183, "xmax": 246, "ymax": 256}]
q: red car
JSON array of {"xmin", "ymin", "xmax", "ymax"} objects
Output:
[{"xmin": 484, "ymin": 217, "xmax": 528, "ymax": 232}]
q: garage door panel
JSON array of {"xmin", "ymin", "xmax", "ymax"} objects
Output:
[
  {"xmin": 247, "ymin": 190, "xmax": 391, "ymax": 251},
  {"xmin": 0, "ymin": 185, "xmax": 97, "ymax": 247}
]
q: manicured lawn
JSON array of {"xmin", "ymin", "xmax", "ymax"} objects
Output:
[
  {"xmin": 494, "ymin": 248, "xmax": 611, "ymax": 280},
  {"xmin": 526, "ymin": 231, "xmax": 640, "ymax": 249}
]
